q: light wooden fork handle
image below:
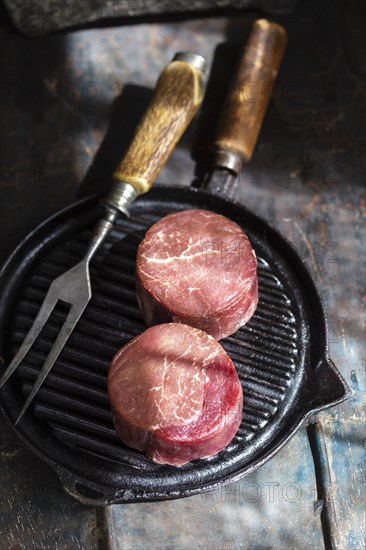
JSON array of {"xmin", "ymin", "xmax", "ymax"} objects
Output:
[{"xmin": 112, "ymin": 53, "xmax": 206, "ymax": 197}]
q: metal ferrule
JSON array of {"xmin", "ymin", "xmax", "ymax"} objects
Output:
[
  {"xmin": 85, "ymin": 180, "xmax": 137, "ymax": 263},
  {"xmin": 213, "ymin": 148, "xmax": 243, "ymax": 175},
  {"xmin": 103, "ymin": 181, "xmax": 138, "ymax": 218},
  {"xmin": 173, "ymin": 52, "xmax": 207, "ymax": 74}
]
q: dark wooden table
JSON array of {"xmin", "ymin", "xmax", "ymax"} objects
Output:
[{"xmin": 0, "ymin": 1, "xmax": 364, "ymax": 548}]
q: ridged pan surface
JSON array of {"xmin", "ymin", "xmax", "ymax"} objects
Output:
[{"xmin": 0, "ymin": 186, "xmax": 348, "ymax": 505}]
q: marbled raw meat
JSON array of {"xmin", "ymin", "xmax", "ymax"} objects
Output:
[
  {"xmin": 108, "ymin": 323, "xmax": 243, "ymax": 466},
  {"xmin": 136, "ymin": 209, "xmax": 258, "ymax": 339}
]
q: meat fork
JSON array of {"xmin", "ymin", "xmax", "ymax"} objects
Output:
[{"xmin": 0, "ymin": 53, "xmax": 206, "ymax": 424}]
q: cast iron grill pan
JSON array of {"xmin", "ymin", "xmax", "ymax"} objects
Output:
[{"xmin": 0, "ymin": 186, "xmax": 348, "ymax": 505}]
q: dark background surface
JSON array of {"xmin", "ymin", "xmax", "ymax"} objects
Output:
[{"xmin": 0, "ymin": 0, "xmax": 364, "ymax": 548}]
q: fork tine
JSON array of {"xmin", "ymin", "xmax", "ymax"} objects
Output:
[
  {"xmin": 14, "ymin": 303, "xmax": 87, "ymax": 425},
  {"xmin": 0, "ymin": 288, "xmax": 59, "ymax": 388}
]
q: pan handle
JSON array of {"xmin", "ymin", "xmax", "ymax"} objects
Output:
[
  {"xmin": 105, "ymin": 53, "xmax": 206, "ymax": 214},
  {"xmin": 203, "ymin": 19, "xmax": 287, "ymax": 197}
]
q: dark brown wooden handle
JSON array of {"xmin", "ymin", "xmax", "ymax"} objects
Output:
[
  {"xmin": 113, "ymin": 58, "xmax": 205, "ymax": 196},
  {"xmin": 215, "ymin": 19, "xmax": 287, "ymax": 163}
]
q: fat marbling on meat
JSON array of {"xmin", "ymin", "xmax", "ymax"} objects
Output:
[
  {"xmin": 136, "ymin": 209, "xmax": 258, "ymax": 339},
  {"xmin": 108, "ymin": 323, "xmax": 243, "ymax": 466}
]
